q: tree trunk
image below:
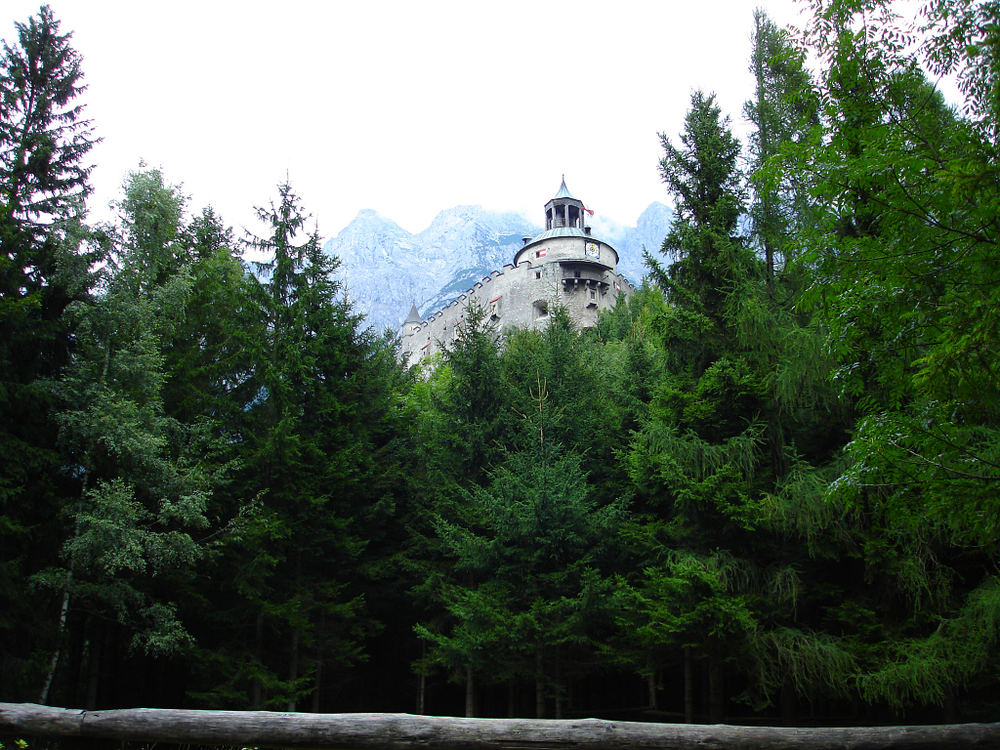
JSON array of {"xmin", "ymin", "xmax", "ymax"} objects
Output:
[
  {"xmin": 464, "ymin": 666, "xmax": 475, "ymax": 718},
  {"xmin": 39, "ymin": 346, "xmax": 109, "ymax": 705},
  {"xmin": 781, "ymin": 680, "xmax": 796, "ymax": 724},
  {"xmin": 252, "ymin": 611, "xmax": 264, "ymax": 709},
  {"xmin": 554, "ymin": 647, "xmax": 563, "ymax": 720},
  {"xmin": 417, "ymin": 641, "xmax": 426, "ymax": 715},
  {"xmin": 708, "ymin": 652, "xmax": 724, "ymax": 724},
  {"xmin": 683, "ymin": 647, "xmax": 694, "ymax": 724},
  {"xmin": 38, "ymin": 572, "xmax": 71, "ymax": 705},
  {"xmin": 84, "ymin": 627, "xmax": 102, "ymax": 710},
  {"xmin": 4, "ymin": 704, "xmax": 1000, "ymax": 750},
  {"xmin": 288, "ymin": 627, "xmax": 300, "ymax": 711},
  {"xmin": 535, "ymin": 645, "xmax": 545, "ymax": 719},
  {"xmin": 311, "ymin": 655, "xmax": 322, "ymax": 713},
  {"xmin": 39, "ymin": 472, "xmax": 93, "ymax": 705}
]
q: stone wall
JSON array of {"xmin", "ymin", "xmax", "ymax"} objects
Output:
[{"xmin": 400, "ymin": 230, "xmax": 633, "ymax": 367}]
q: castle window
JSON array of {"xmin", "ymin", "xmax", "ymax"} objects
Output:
[
  {"xmin": 574, "ymin": 270, "xmax": 581, "ymax": 278},
  {"xmin": 533, "ymin": 300, "xmax": 548, "ymax": 319},
  {"xmin": 535, "ymin": 271, "xmax": 541, "ymax": 280}
]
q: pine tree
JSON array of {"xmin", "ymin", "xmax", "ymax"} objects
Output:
[
  {"xmin": 36, "ymin": 169, "xmax": 213, "ymax": 706},
  {"xmin": 417, "ymin": 380, "xmax": 623, "ymax": 718},
  {"xmin": 0, "ymin": 5, "xmax": 97, "ymax": 701},
  {"xmin": 627, "ymin": 91, "xmax": 774, "ymax": 721}
]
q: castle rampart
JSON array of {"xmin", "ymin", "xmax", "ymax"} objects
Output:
[{"xmin": 400, "ymin": 179, "xmax": 634, "ymax": 366}]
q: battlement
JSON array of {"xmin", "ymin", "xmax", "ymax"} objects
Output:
[{"xmin": 400, "ymin": 179, "xmax": 634, "ymax": 367}]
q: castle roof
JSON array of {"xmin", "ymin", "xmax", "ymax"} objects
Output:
[
  {"xmin": 553, "ymin": 176, "xmax": 576, "ymax": 200},
  {"xmin": 531, "ymin": 226, "xmax": 594, "ymax": 242},
  {"xmin": 404, "ymin": 303, "xmax": 422, "ymax": 324}
]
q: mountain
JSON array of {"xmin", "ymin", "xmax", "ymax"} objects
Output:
[{"xmin": 322, "ymin": 202, "xmax": 672, "ymax": 332}]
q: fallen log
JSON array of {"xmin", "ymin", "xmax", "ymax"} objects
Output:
[{"xmin": 1, "ymin": 703, "xmax": 999, "ymax": 749}]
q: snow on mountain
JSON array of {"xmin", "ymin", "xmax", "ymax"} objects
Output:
[{"xmin": 322, "ymin": 203, "xmax": 672, "ymax": 333}]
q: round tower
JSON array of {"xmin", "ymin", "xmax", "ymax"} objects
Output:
[
  {"xmin": 544, "ymin": 175, "xmax": 586, "ymax": 230},
  {"xmin": 513, "ymin": 177, "xmax": 628, "ymax": 330}
]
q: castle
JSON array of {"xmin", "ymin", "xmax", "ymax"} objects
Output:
[{"xmin": 400, "ymin": 178, "xmax": 634, "ymax": 366}]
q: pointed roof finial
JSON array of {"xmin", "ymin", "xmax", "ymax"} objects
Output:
[{"xmin": 554, "ymin": 175, "xmax": 575, "ymax": 200}]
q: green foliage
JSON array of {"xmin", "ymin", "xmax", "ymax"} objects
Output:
[
  {"xmin": 187, "ymin": 180, "xmax": 411, "ymax": 711},
  {"xmin": 438, "ymin": 300, "xmax": 507, "ymax": 486},
  {"xmin": 0, "ymin": 5, "xmax": 97, "ymax": 699},
  {"xmin": 44, "ymin": 169, "xmax": 212, "ymax": 640},
  {"xmin": 772, "ymin": 0, "xmax": 1000, "ymax": 711},
  {"xmin": 745, "ymin": 9, "xmax": 821, "ymax": 287},
  {"xmin": 5, "ymin": 0, "xmax": 1000, "ymax": 722},
  {"xmin": 0, "ymin": 4, "xmax": 93, "ymax": 235},
  {"xmin": 857, "ymin": 577, "xmax": 1000, "ymax": 709},
  {"xmin": 417, "ymin": 395, "xmax": 625, "ymax": 714},
  {"xmin": 750, "ymin": 626, "xmax": 857, "ymax": 705}
]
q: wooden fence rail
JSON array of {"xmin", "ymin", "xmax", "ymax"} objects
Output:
[{"xmin": 2, "ymin": 703, "xmax": 999, "ymax": 750}]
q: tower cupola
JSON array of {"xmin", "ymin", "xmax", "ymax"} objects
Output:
[{"xmin": 544, "ymin": 176, "xmax": 586, "ymax": 230}]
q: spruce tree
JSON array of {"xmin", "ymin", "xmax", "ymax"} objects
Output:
[
  {"xmin": 628, "ymin": 91, "xmax": 773, "ymax": 721},
  {"xmin": 36, "ymin": 169, "xmax": 213, "ymax": 706},
  {"xmin": 0, "ymin": 5, "xmax": 97, "ymax": 701},
  {"xmin": 417, "ymin": 380, "xmax": 623, "ymax": 718},
  {"xmin": 200, "ymin": 182, "xmax": 401, "ymax": 711}
]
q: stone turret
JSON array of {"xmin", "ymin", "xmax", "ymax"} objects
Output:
[{"xmin": 544, "ymin": 175, "xmax": 585, "ymax": 229}]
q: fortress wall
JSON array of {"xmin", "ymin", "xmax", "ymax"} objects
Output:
[
  {"xmin": 401, "ymin": 264, "xmax": 520, "ymax": 366},
  {"xmin": 401, "ymin": 261, "xmax": 635, "ymax": 368},
  {"xmin": 400, "ymin": 228, "xmax": 637, "ymax": 368}
]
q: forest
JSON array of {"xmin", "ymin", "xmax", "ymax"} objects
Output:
[{"xmin": 2, "ymin": 0, "xmax": 1000, "ymax": 726}]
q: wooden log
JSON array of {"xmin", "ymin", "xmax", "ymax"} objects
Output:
[{"xmin": 1, "ymin": 703, "xmax": 1000, "ymax": 749}]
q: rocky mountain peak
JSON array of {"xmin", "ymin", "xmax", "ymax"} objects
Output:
[{"xmin": 322, "ymin": 203, "xmax": 672, "ymax": 333}]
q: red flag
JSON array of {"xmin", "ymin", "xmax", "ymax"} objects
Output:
[{"xmin": 583, "ymin": 205, "xmax": 595, "ymax": 216}]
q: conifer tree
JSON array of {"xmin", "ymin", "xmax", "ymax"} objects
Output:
[
  {"xmin": 781, "ymin": 0, "xmax": 1000, "ymax": 714},
  {"xmin": 501, "ymin": 306, "xmax": 620, "ymax": 504},
  {"xmin": 628, "ymin": 91, "xmax": 774, "ymax": 721},
  {"xmin": 0, "ymin": 5, "xmax": 97, "ymax": 700},
  {"xmin": 199, "ymin": 182, "xmax": 402, "ymax": 712},
  {"xmin": 404, "ymin": 301, "xmax": 508, "ymax": 715},
  {"xmin": 36, "ymin": 169, "xmax": 213, "ymax": 706},
  {"xmin": 744, "ymin": 9, "xmax": 820, "ymax": 293},
  {"xmin": 417, "ymin": 379, "xmax": 623, "ymax": 718}
]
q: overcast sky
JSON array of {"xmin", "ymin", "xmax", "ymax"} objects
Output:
[{"xmin": 5, "ymin": 1, "xmax": 813, "ymax": 239}]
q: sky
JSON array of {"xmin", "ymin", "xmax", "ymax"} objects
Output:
[{"xmin": 4, "ymin": 0, "xmax": 813, "ymax": 240}]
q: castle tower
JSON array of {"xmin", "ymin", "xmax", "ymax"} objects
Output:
[
  {"xmin": 544, "ymin": 175, "xmax": 586, "ymax": 230},
  {"xmin": 400, "ymin": 178, "xmax": 633, "ymax": 367}
]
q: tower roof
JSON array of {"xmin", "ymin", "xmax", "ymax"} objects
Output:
[
  {"xmin": 553, "ymin": 175, "xmax": 576, "ymax": 200},
  {"xmin": 404, "ymin": 303, "xmax": 422, "ymax": 325}
]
